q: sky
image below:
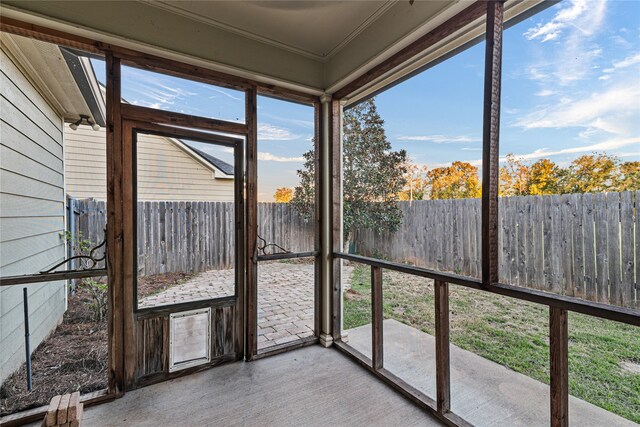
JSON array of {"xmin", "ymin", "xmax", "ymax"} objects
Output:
[{"xmin": 91, "ymin": 0, "xmax": 640, "ymax": 201}]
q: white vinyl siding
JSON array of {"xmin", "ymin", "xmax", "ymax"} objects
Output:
[
  {"xmin": 64, "ymin": 126, "xmax": 234, "ymax": 201},
  {"xmin": 1, "ymin": 47, "xmax": 66, "ymax": 381}
]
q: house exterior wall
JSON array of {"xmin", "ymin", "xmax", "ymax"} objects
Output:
[
  {"xmin": 64, "ymin": 126, "xmax": 234, "ymax": 201},
  {"xmin": 1, "ymin": 46, "xmax": 67, "ymax": 381}
]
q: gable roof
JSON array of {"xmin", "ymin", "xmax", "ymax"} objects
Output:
[{"xmin": 185, "ymin": 144, "xmax": 235, "ymax": 176}]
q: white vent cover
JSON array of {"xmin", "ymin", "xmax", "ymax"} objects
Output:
[{"xmin": 169, "ymin": 307, "xmax": 211, "ymax": 372}]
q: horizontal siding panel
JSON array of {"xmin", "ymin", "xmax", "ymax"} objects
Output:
[
  {"xmin": 0, "ymin": 216, "xmax": 65, "ymax": 242},
  {"xmin": 1, "ymin": 169, "xmax": 64, "ymax": 201},
  {"xmin": 0, "ymin": 193, "xmax": 64, "ymax": 217},
  {"xmin": 0, "ymin": 74, "xmax": 61, "ymax": 144},
  {"xmin": 1, "ymin": 49, "xmax": 61, "ymax": 129},
  {"xmin": 0, "ymin": 232, "xmax": 64, "ymax": 268},
  {"xmin": 0, "ymin": 244, "xmax": 64, "ymax": 276},
  {"xmin": 1, "ymin": 146, "xmax": 64, "ymax": 187},
  {"xmin": 0, "ymin": 121, "xmax": 63, "ymax": 170},
  {"xmin": 1, "ymin": 282, "xmax": 65, "ymax": 339}
]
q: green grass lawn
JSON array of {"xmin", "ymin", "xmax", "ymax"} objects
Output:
[{"xmin": 343, "ymin": 265, "xmax": 640, "ymax": 423}]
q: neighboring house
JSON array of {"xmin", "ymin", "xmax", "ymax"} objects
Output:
[
  {"xmin": 64, "ymin": 124, "xmax": 235, "ymax": 201},
  {"xmin": 0, "ymin": 34, "xmax": 98, "ymax": 381}
]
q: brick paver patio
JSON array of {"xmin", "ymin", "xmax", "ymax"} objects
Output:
[{"xmin": 139, "ymin": 262, "xmax": 353, "ymax": 350}]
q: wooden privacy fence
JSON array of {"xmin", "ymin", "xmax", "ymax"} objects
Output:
[
  {"xmin": 73, "ymin": 191, "xmax": 638, "ymax": 308},
  {"xmin": 354, "ymin": 191, "xmax": 639, "ymax": 309},
  {"xmin": 71, "ymin": 199, "xmax": 314, "ymax": 277}
]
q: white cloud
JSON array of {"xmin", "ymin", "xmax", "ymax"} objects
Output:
[
  {"xmin": 523, "ymin": 1, "xmax": 607, "ymax": 85},
  {"xmin": 535, "ymin": 89, "xmax": 555, "ymax": 97},
  {"xmin": 499, "ymin": 137, "xmax": 640, "ymax": 162},
  {"xmin": 258, "ymin": 152, "xmax": 304, "ymax": 162},
  {"xmin": 524, "ymin": 0, "xmax": 602, "ymax": 43},
  {"xmin": 602, "ymin": 52, "xmax": 640, "ymax": 73},
  {"xmin": 515, "ymin": 83, "xmax": 640, "ymax": 136},
  {"xmin": 258, "ymin": 123, "xmax": 300, "ymax": 141},
  {"xmin": 397, "ymin": 135, "xmax": 480, "ymax": 144},
  {"xmin": 206, "ymin": 86, "xmax": 243, "ymax": 101}
]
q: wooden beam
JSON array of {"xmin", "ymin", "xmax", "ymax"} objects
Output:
[
  {"xmin": 435, "ymin": 280, "xmax": 451, "ymax": 413},
  {"xmin": 334, "ymin": 252, "xmax": 640, "ymax": 327},
  {"xmin": 332, "ymin": 2, "xmax": 486, "ymax": 99},
  {"xmin": 245, "ymin": 86, "xmax": 258, "ymax": 360},
  {"xmin": 234, "ymin": 129, "xmax": 245, "ymax": 360},
  {"xmin": 371, "ymin": 266, "xmax": 383, "ymax": 370},
  {"xmin": 122, "ymin": 120, "xmax": 136, "ymax": 389},
  {"xmin": 314, "ymin": 101, "xmax": 322, "ymax": 338},
  {"xmin": 105, "ymin": 52, "xmax": 124, "ymax": 396},
  {"xmin": 121, "ymin": 104, "xmax": 248, "ymax": 136},
  {"xmin": 481, "ymin": 1, "xmax": 504, "ymax": 286},
  {"xmin": 550, "ymin": 307, "xmax": 569, "ymax": 427},
  {"xmin": 0, "ymin": 16, "xmax": 103, "ymax": 54},
  {"xmin": 0, "ymin": 269, "xmax": 107, "ymax": 286},
  {"xmin": 330, "ymin": 99, "xmax": 343, "ymax": 341},
  {"xmin": 257, "ymin": 84, "xmax": 319, "ymax": 106}
]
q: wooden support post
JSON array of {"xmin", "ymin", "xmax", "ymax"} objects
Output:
[
  {"xmin": 435, "ymin": 280, "xmax": 451, "ymax": 413},
  {"xmin": 550, "ymin": 307, "xmax": 569, "ymax": 427},
  {"xmin": 314, "ymin": 100, "xmax": 322, "ymax": 338},
  {"xmin": 371, "ymin": 266, "xmax": 383, "ymax": 370},
  {"xmin": 245, "ymin": 86, "xmax": 258, "ymax": 360},
  {"xmin": 330, "ymin": 99, "xmax": 343, "ymax": 343},
  {"xmin": 481, "ymin": 0, "xmax": 503, "ymax": 287},
  {"xmin": 105, "ymin": 52, "xmax": 124, "ymax": 396}
]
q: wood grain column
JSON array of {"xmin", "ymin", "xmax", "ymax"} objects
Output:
[
  {"xmin": 245, "ymin": 86, "xmax": 258, "ymax": 359},
  {"xmin": 481, "ymin": 0, "xmax": 503, "ymax": 286},
  {"xmin": 105, "ymin": 52, "xmax": 124, "ymax": 396},
  {"xmin": 550, "ymin": 307, "xmax": 569, "ymax": 427},
  {"xmin": 330, "ymin": 99, "xmax": 343, "ymax": 343},
  {"xmin": 435, "ymin": 280, "xmax": 451, "ymax": 413},
  {"xmin": 371, "ymin": 266, "xmax": 383, "ymax": 370}
]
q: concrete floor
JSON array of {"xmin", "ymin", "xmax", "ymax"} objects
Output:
[
  {"xmin": 347, "ymin": 319, "xmax": 636, "ymax": 427},
  {"xmin": 67, "ymin": 345, "xmax": 441, "ymax": 427}
]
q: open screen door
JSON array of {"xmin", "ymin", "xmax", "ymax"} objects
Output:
[{"xmin": 122, "ymin": 120, "xmax": 244, "ymax": 389}]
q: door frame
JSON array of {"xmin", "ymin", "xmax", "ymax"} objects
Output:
[{"xmin": 121, "ymin": 117, "xmax": 245, "ymax": 389}]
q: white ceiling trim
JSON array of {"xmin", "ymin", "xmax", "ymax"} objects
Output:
[{"xmin": 138, "ymin": 0, "xmax": 397, "ymax": 62}]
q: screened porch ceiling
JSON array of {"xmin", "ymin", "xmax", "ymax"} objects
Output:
[{"xmin": 0, "ymin": 0, "xmax": 542, "ymax": 101}]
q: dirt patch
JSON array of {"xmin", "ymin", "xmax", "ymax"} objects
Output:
[
  {"xmin": 0, "ymin": 285, "xmax": 107, "ymax": 416},
  {"xmin": 137, "ymin": 272, "xmax": 195, "ymax": 299}
]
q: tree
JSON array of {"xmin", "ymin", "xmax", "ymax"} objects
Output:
[
  {"xmin": 291, "ymin": 98, "xmax": 407, "ymax": 250},
  {"xmin": 617, "ymin": 161, "xmax": 640, "ymax": 191},
  {"xmin": 273, "ymin": 187, "xmax": 293, "ymax": 203},
  {"xmin": 528, "ymin": 158, "xmax": 561, "ymax": 195},
  {"xmin": 560, "ymin": 153, "xmax": 619, "ymax": 194},
  {"xmin": 499, "ymin": 153, "xmax": 530, "ymax": 196},
  {"xmin": 427, "ymin": 161, "xmax": 481, "ymax": 199},
  {"xmin": 399, "ymin": 163, "xmax": 429, "ymax": 202}
]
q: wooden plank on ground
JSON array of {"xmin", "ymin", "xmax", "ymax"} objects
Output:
[
  {"xmin": 45, "ymin": 395, "xmax": 61, "ymax": 426},
  {"xmin": 67, "ymin": 391, "xmax": 80, "ymax": 421},
  {"xmin": 57, "ymin": 393, "xmax": 70, "ymax": 425},
  {"xmin": 70, "ymin": 403, "xmax": 83, "ymax": 427}
]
